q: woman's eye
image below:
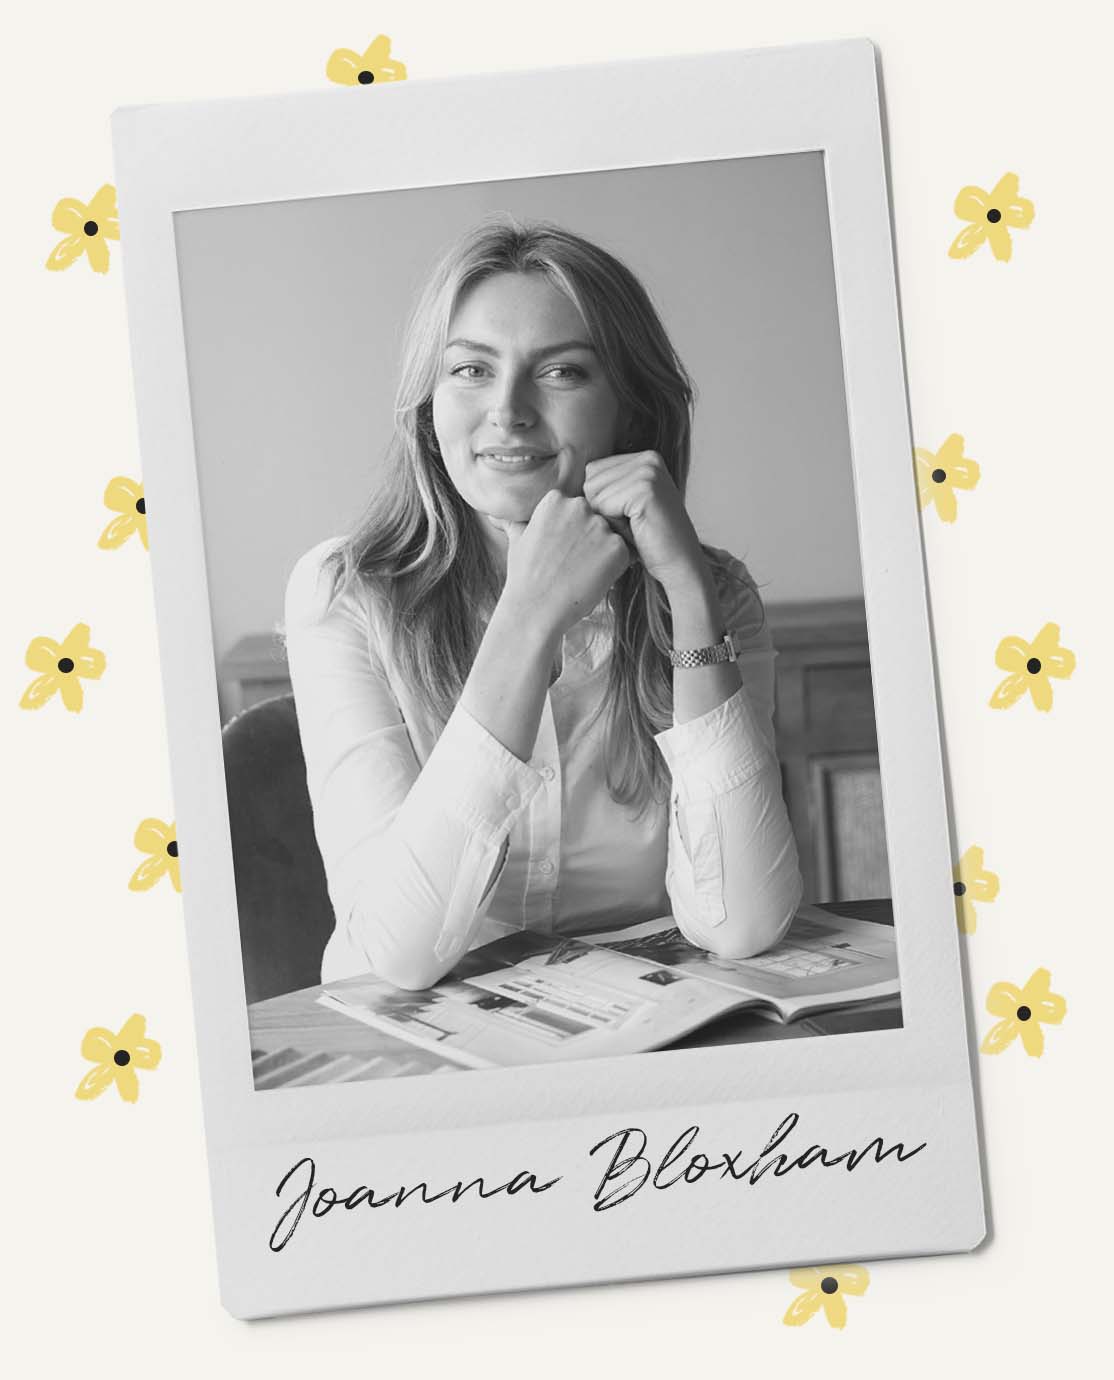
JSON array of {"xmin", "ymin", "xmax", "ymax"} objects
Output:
[{"xmin": 448, "ymin": 363, "xmax": 586, "ymax": 382}]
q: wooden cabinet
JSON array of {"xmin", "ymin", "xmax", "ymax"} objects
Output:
[
  {"xmin": 765, "ymin": 600, "xmax": 891, "ymax": 905},
  {"xmin": 219, "ymin": 632, "xmax": 291, "ymax": 723}
]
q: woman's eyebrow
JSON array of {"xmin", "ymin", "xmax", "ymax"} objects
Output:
[{"xmin": 444, "ymin": 337, "xmax": 597, "ymax": 356}]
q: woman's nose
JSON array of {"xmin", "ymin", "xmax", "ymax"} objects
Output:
[{"xmin": 486, "ymin": 375, "xmax": 537, "ymax": 430}]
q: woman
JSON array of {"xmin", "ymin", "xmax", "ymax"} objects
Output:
[{"xmin": 285, "ymin": 216, "xmax": 803, "ymax": 991}]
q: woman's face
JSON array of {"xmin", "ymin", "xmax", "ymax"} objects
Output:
[{"xmin": 431, "ymin": 271, "xmax": 624, "ymax": 525}]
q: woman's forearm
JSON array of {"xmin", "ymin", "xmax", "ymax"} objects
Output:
[
  {"xmin": 346, "ymin": 599, "xmax": 561, "ymax": 987},
  {"xmin": 656, "ymin": 562, "xmax": 801, "ymax": 958},
  {"xmin": 458, "ymin": 597, "xmax": 564, "ymax": 764},
  {"xmin": 666, "ymin": 568, "xmax": 743, "ymax": 724}
]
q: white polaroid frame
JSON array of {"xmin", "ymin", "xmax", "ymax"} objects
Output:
[{"xmin": 112, "ymin": 38, "xmax": 985, "ymax": 1319}]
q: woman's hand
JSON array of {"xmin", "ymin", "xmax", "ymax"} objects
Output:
[
  {"xmin": 490, "ymin": 489, "xmax": 633, "ymax": 640},
  {"xmin": 582, "ymin": 450, "xmax": 706, "ymax": 594}
]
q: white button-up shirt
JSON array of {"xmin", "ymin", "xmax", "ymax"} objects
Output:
[{"xmin": 284, "ymin": 539, "xmax": 803, "ymax": 989}]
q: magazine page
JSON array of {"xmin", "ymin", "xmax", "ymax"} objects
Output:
[
  {"xmin": 317, "ymin": 933, "xmax": 752, "ymax": 1069},
  {"xmin": 589, "ymin": 905, "xmax": 899, "ymax": 1020}
]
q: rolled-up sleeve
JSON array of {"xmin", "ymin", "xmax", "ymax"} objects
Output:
[
  {"xmin": 652, "ymin": 555, "xmax": 803, "ymax": 958},
  {"xmin": 284, "ymin": 544, "xmax": 543, "ymax": 990}
]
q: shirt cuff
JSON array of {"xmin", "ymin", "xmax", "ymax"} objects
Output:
[
  {"xmin": 652, "ymin": 683, "xmax": 773, "ymax": 806},
  {"xmin": 400, "ymin": 700, "xmax": 545, "ymax": 845}
]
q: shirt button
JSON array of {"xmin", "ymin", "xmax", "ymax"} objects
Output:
[
  {"xmin": 539, "ymin": 766, "xmax": 555, "ymax": 781},
  {"xmin": 505, "ymin": 794, "xmax": 519, "ymax": 809},
  {"xmin": 538, "ymin": 859, "xmax": 555, "ymax": 875}
]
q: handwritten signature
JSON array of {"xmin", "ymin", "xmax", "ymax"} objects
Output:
[{"xmin": 270, "ymin": 1113, "xmax": 926, "ymax": 1250}]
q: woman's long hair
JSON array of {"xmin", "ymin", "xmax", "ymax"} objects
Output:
[{"xmin": 329, "ymin": 215, "xmax": 757, "ymax": 816}]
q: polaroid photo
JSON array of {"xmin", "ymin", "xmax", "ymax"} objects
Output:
[{"xmin": 111, "ymin": 38, "xmax": 985, "ymax": 1318}]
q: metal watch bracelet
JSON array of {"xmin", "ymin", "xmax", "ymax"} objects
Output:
[{"xmin": 667, "ymin": 631, "xmax": 737, "ymax": 668}]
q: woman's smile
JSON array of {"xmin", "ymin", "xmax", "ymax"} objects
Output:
[
  {"xmin": 475, "ymin": 448, "xmax": 558, "ymax": 474},
  {"xmin": 432, "ymin": 271, "xmax": 624, "ymax": 534}
]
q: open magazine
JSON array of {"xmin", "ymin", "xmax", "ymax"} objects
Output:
[{"xmin": 317, "ymin": 905, "xmax": 901, "ymax": 1069}]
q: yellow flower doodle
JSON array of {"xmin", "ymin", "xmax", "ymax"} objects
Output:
[
  {"xmin": 128, "ymin": 818, "xmax": 182, "ymax": 893},
  {"xmin": 948, "ymin": 172, "xmax": 1035, "ymax": 262},
  {"xmin": 19, "ymin": 623, "xmax": 106, "ymax": 712},
  {"xmin": 953, "ymin": 845, "xmax": 1000, "ymax": 935},
  {"xmin": 75, "ymin": 1014, "xmax": 162, "ymax": 1103},
  {"xmin": 45, "ymin": 183, "xmax": 119, "ymax": 274},
  {"xmin": 326, "ymin": 35, "xmax": 408, "ymax": 86},
  {"xmin": 915, "ymin": 434, "xmax": 980, "ymax": 523},
  {"xmin": 989, "ymin": 623, "xmax": 1076, "ymax": 712},
  {"xmin": 980, "ymin": 968, "xmax": 1066, "ymax": 1058},
  {"xmin": 98, "ymin": 476, "xmax": 148, "ymax": 551},
  {"xmin": 783, "ymin": 1265, "xmax": 870, "ymax": 1329}
]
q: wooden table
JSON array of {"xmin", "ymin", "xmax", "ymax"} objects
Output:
[{"xmin": 247, "ymin": 900, "xmax": 901, "ymax": 1089}]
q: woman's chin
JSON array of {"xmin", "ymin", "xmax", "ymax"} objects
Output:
[
  {"xmin": 476, "ymin": 486, "xmax": 554, "ymax": 524},
  {"xmin": 477, "ymin": 504, "xmax": 530, "ymax": 532}
]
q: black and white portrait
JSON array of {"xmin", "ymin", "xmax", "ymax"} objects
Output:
[{"xmin": 176, "ymin": 153, "xmax": 900, "ymax": 1083}]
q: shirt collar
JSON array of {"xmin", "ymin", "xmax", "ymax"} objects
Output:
[
  {"xmin": 478, "ymin": 594, "xmax": 613, "ymax": 664},
  {"xmin": 565, "ymin": 597, "xmax": 613, "ymax": 663}
]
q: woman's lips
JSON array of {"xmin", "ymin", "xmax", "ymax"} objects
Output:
[{"xmin": 476, "ymin": 451, "xmax": 556, "ymax": 474}]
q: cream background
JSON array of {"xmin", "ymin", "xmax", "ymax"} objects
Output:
[{"xmin": 3, "ymin": 0, "xmax": 1110, "ymax": 1374}]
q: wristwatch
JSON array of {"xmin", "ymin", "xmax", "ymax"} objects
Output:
[{"xmin": 668, "ymin": 630, "xmax": 737, "ymax": 668}]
